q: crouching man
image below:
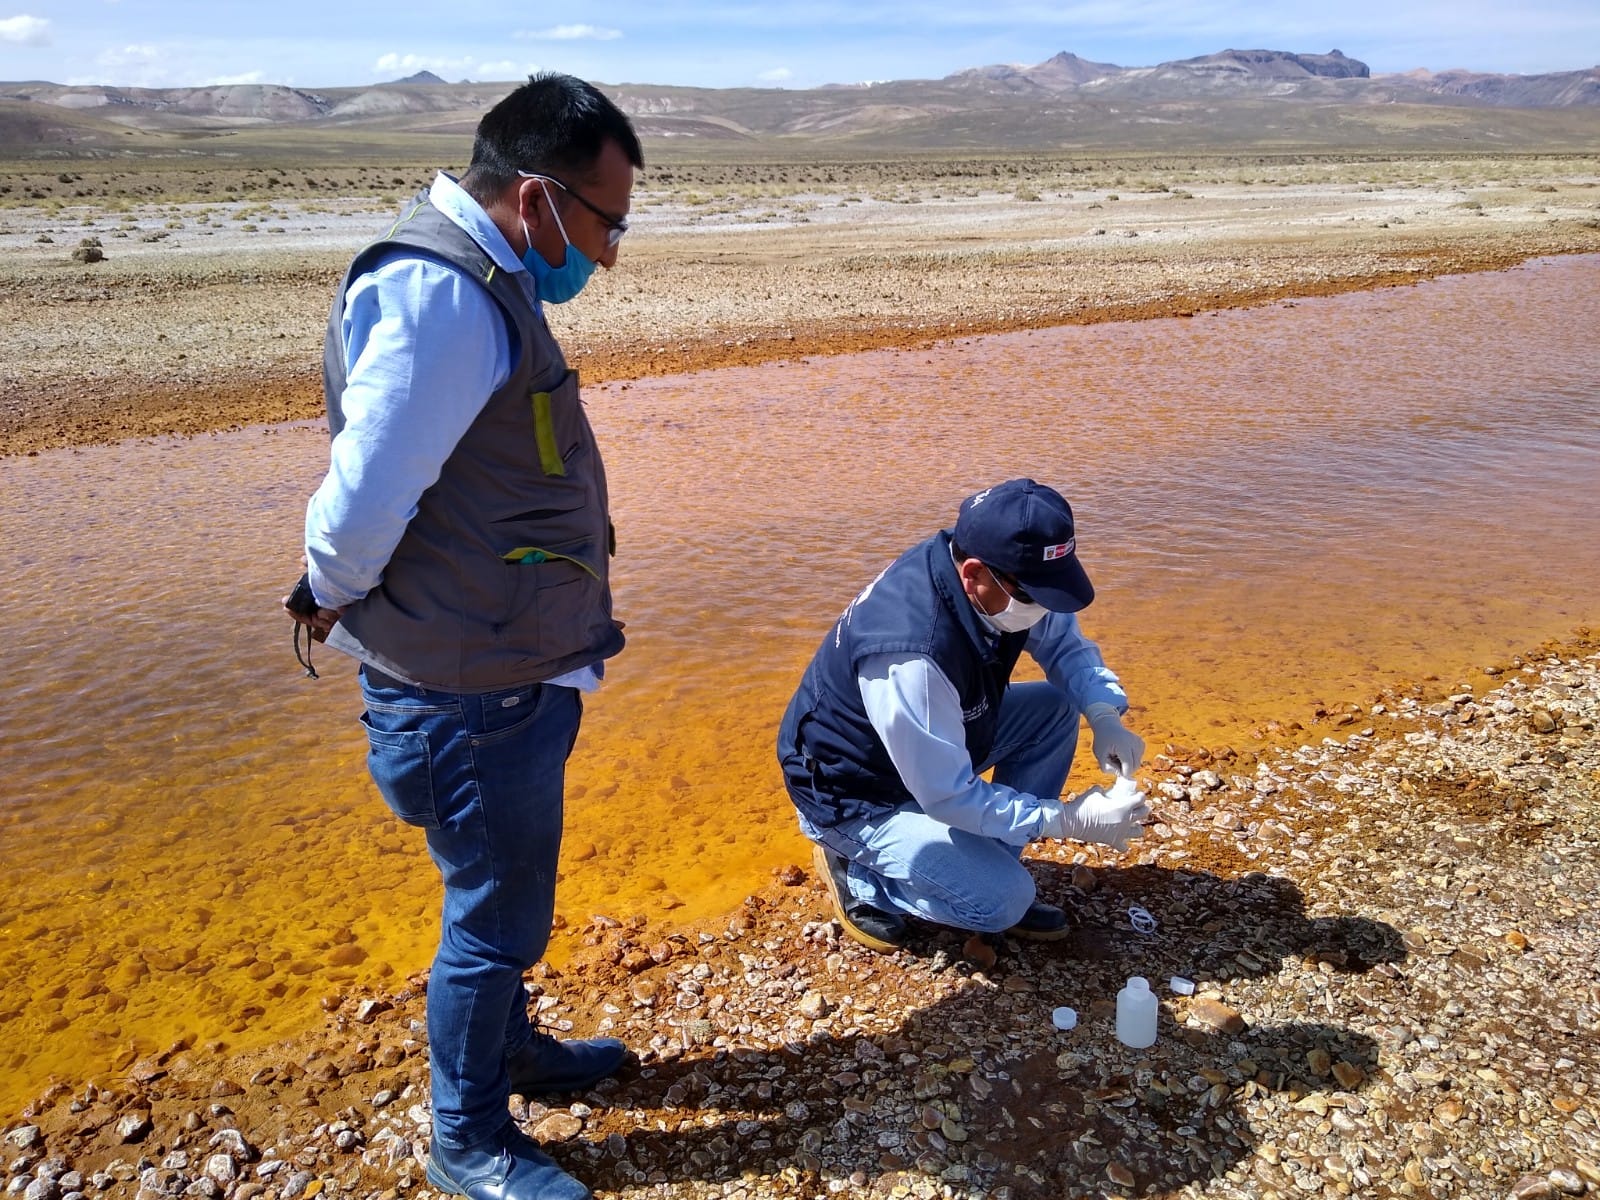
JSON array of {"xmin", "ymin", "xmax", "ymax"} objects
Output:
[{"xmin": 777, "ymin": 479, "xmax": 1150, "ymax": 951}]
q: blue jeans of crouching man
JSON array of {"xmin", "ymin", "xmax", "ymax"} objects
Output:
[
  {"xmin": 359, "ymin": 664, "xmax": 581, "ymax": 1151},
  {"xmin": 800, "ymin": 682, "xmax": 1079, "ymax": 933}
]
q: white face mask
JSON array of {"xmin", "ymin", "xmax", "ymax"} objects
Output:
[{"xmin": 982, "ymin": 565, "xmax": 1048, "ymax": 633}]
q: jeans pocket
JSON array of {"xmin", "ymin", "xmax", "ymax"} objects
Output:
[{"xmin": 360, "ymin": 712, "xmax": 440, "ymax": 829}]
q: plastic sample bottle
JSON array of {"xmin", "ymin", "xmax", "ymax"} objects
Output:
[{"xmin": 1115, "ymin": 976, "xmax": 1158, "ymax": 1048}]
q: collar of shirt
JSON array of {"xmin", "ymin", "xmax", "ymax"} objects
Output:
[{"xmin": 428, "ymin": 172, "xmax": 539, "ymax": 305}]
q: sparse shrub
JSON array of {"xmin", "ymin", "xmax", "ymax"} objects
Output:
[
  {"xmin": 1013, "ymin": 186, "xmax": 1041, "ymax": 202},
  {"xmin": 1106, "ymin": 194, "xmax": 1119, "ymax": 202}
]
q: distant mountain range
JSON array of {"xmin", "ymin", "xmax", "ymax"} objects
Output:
[
  {"xmin": 943, "ymin": 49, "xmax": 1598, "ymax": 106},
  {"xmin": 3, "ymin": 48, "xmax": 1597, "ymax": 158}
]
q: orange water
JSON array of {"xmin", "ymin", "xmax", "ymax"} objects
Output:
[{"xmin": 2, "ymin": 256, "xmax": 1598, "ymax": 1114}]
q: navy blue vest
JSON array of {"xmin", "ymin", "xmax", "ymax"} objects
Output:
[{"xmin": 777, "ymin": 531, "xmax": 1029, "ymax": 827}]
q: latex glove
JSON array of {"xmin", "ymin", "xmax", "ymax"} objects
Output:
[
  {"xmin": 1041, "ymin": 777, "xmax": 1150, "ymax": 851},
  {"xmin": 1086, "ymin": 702, "xmax": 1145, "ymax": 779}
]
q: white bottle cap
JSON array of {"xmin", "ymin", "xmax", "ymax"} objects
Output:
[
  {"xmin": 1169, "ymin": 975, "xmax": 1196, "ymax": 995},
  {"xmin": 1051, "ymin": 1006, "xmax": 1078, "ymax": 1031}
]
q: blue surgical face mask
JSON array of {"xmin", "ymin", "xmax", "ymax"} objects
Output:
[{"xmin": 519, "ymin": 180, "xmax": 596, "ymax": 304}]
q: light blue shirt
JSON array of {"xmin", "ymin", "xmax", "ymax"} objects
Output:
[
  {"xmin": 305, "ymin": 172, "xmax": 598, "ymax": 691},
  {"xmin": 857, "ymin": 610, "xmax": 1126, "ymax": 841}
]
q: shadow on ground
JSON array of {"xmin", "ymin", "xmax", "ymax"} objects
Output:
[{"xmin": 560, "ymin": 866, "xmax": 1404, "ymax": 1197}]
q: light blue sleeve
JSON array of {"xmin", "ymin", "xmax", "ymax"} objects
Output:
[
  {"xmin": 304, "ymin": 254, "xmax": 511, "ymax": 608},
  {"xmin": 1026, "ymin": 611, "xmax": 1128, "ymax": 714},
  {"xmin": 858, "ymin": 653, "xmax": 1055, "ymax": 845}
]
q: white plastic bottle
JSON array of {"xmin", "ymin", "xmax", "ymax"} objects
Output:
[{"xmin": 1115, "ymin": 976, "xmax": 1158, "ymax": 1048}]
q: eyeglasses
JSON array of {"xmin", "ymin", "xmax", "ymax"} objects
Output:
[
  {"xmin": 518, "ymin": 171, "xmax": 629, "ymax": 247},
  {"xmin": 986, "ymin": 564, "xmax": 1035, "ymax": 605}
]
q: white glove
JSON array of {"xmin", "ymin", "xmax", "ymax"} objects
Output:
[
  {"xmin": 1041, "ymin": 777, "xmax": 1150, "ymax": 851},
  {"xmin": 1086, "ymin": 702, "xmax": 1145, "ymax": 779}
]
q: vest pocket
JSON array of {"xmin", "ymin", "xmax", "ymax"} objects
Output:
[
  {"xmin": 530, "ymin": 370, "xmax": 585, "ymax": 477},
  {"xmin": 359, "ymin": 713, "xmax": 440, "ymax": 829},
  {"xmin": 498, "ymin": 535, "xmax": 606, "ymax": 660}
]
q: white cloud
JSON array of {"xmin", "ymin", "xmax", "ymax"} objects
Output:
[
  {"xmin": 0, "ymin": 14, "xmax": 50, "ymax": 45},
  {"xmin": 374, "ymin": 52, "xmax": 477, "ymax": 75},
  {"xmin": 757, "ymin": 67, "xmax": 793, "ymax": 82},
  {"xmin": 73, "ymin": 42, "xmax": 177, "ymax": 87},
  {"xmin": 514, "ymin": 25, "xmax": 623, "ymax": 41},
  {"xmin": 203, "ymin": 70, "xmax": 266, "ymax": 86},
  {"xmin": 97, "ymin": 43, "xmax": 160, "ymax": 67},
  {"xmin": 474, "ymin": 60, "xmax": 537, "ymax": 81}
]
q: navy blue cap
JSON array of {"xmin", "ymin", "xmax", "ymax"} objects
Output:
[{"xmin": 953, "ymin": 478, "xmax": 1094, "ymax": 612}]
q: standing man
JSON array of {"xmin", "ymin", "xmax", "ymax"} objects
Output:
[
  {"xmin": 287, "ymin": 74, "xmax": 641, "ymax": 1200},
  {"xmin": 777, "ymin": 479, "xmax": 1150, "ymax": 952}
]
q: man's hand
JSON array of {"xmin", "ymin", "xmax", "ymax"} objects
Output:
[
  {"xmin": 1041, "ymin": 778, "xmax": 1150, "ymax": 851},
  {"xmin": 1086, "ymin": 702, "xmax": 1145, "ymax": 779},
  {"xmin": 282, "ymin": 583, "xmax": 345, "ymax": 642}
]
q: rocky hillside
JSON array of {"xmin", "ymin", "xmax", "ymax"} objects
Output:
[{"xmin": 2, "ymin": 49, "xmax": 1597, "ymax": 158}]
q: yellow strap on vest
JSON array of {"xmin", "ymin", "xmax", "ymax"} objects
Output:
[
  {"xmin": 531, "ymin": 391, "xmax": 566, "ymax": 476},
  {"xmin": 500, "ymin": 546, "xmax": 599, "ymax": 579}
]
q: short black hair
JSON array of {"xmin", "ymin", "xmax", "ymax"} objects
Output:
[{"xmin": 461, "ymin": 72, "xmax": 643, "ymax": 202}]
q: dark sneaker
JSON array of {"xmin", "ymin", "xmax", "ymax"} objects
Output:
[
  {"xmin": 426, "ymin": 1122, "xmax": 589, "ymax": 1200},
  {"xmin": 1007, "ymin": 900, "xmax": 1072, "ymax": 941},
  {"xmin": 811, "ymin": 843, "xmax": 906, "ymax": 952},
  {"xmin": 506, "ymin": 1031, "xmax": 628, "ymax": 1096}
]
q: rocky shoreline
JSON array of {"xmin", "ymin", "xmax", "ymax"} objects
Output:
[{"xmin": 5, "ymin": 633, "xmax": 1596, "ymax": 1199}]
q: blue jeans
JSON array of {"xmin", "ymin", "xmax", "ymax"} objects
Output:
[
  {"xmin": 802, "ymin": 682, "xmax": 1078, "ymax": 933},
  {"xmin": 359, "ymin": 664, "xmax": 581, "ymax": 1150}
]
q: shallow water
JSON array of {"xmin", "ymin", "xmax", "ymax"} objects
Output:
[{"xmin": 2, "ymin": 255, "xmax": 1598, "ymax": 1112}]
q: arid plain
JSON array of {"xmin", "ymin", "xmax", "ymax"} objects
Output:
[{"xmin": 3, "ymin": 151, "xmax": 1599, "ymax": 457}]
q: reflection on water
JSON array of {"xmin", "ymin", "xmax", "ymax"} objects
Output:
[{"xmin": 2, "ymin": 256, "xmax": 1598, "ymax": 1112}]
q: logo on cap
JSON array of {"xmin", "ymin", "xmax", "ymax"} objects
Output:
[{"xmin": 1042, "ymin": 539, "xmax": 1075, "ymax": 561}]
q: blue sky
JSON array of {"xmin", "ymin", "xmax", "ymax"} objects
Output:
[{"xmin": 2, "ymin": 1, "xmax": 1597, "ymax": 90}]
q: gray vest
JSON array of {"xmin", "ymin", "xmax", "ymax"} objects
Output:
[{"xmin": 321, "ymin": 191, "xmax": 624, "ymax": 692}]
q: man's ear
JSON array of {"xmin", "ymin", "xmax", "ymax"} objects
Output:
[
  {"xmin": 955, "ymin": 555, "xmax": 987, "ymax": 598},
  {"xmin": 513, "ymin": 176, "xmax": 542, "ymax": 227}
]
